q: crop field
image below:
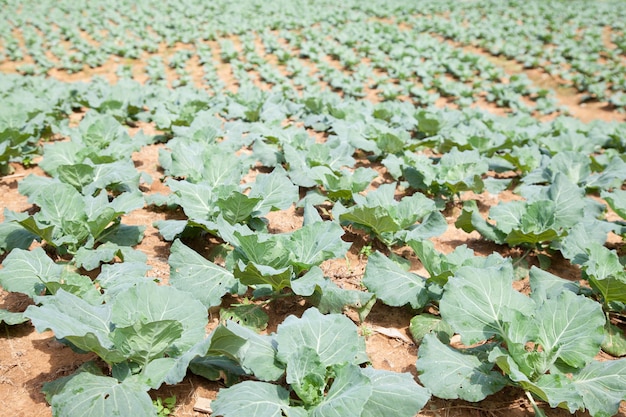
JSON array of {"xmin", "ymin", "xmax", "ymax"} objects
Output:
[{"xmin": 1, "ymin": 0, "xmax": 626, "ymax": 416}]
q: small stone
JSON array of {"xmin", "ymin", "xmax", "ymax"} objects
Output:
[{"xmin": 193, "ymin": 397, "xmax": 213, "ymax": 414}]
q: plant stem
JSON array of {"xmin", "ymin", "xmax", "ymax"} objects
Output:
[
  {"xmin": 513, "ymin": 247, "xmax": 533, "ymax": 267},
  {"xmin": 525, "ymin": 391, "xmax": 547, "ymax": 417}
]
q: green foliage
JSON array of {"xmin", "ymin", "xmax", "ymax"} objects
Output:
[
  {"xmin": 339, "ymin": 183, "xmax": 447, "ymax": 246},
  {"xmin": 0, "ymin": 2, "xmax": 625, "ymax": 415},
  {"xmin": 44, "ymin": 370, "xmax": 158, "ymax": 417},
  {"xmin": 153, "ymin": 395, "xmax": 176, "ymax": 417},
  {"xmin": 362, "ymin": 251, "xmax": 429, "ymax": 309},
  {"xmin": 456, "ymin": 174, "xmax": 594, "ymax": 249},
  {"xmin": 0, "ymin": 309, "xmax": 28, "ymax": 325},
  {"xmin": 168, "ymin": 239, "xmax": 238, "ymax": 308},
  {"xmin": 212, "ymin": 308, "xmax": 430, "ymax": 417},
  {"xmin": 404, "ymin": 148, "xmax": 489, "ymax": 197},
  {"xmin": 25, "ymin": 282, "xmax": 208, "ymax": 373},
  {"xmin": 1, "ymin": 181, "xmax": 144, "ymax": 257},
  {"xmin": 417, "ymin": 262, "xmax": 626, "ymax": 416},
  {"xmin": 0, "ymin": 87, "xmax": 71, "ymax": 174},
  {"xmin": 581, "ymin": 243, "xmax": 626, "ymax": 308}
]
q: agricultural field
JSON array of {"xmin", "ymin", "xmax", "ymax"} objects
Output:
[{"xmin": 1, "ymin": 0, "xmax": 626, "ymax": 416}]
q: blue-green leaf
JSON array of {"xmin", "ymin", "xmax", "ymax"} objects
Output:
[
  {"xmin": 440, "ymin": 264, "xmax": 535, "ymax": 344},
  {"xmin": 361, "ymin": 367, "xmax": 430, "ymax": 417},
  {"xmin": 288, "ymin": 221, "xmax": 350, "ymax": 273},
  {"xmin": 534, "ymin": 291, "xmax": 605, "ymax": 370},
  {"xmin": 249, "ymin": 168, "xmax": 298, "ymax": 213},
  {"xmin": 417, "ymin": 334, "xmax": 507, "ymax": 401},
  {"xmin": 0, "ymin": 309, "xmax": 28, "ymax": 325},
  {"xmin": 276, "ymin": 307, "xmax": 368, "ymax": 368},
  {"xmin": 110, "ymin": 282, "xmax": 207, "ymax": 355},
  {"xmin": 542, "ymin": 173, "xmax": 585, "ymax": 230},
  {"xmin": 169, "ymin": 239, "xmax": 237, "ymax": 308},
  {"xmin": 213, "ymin": 381, "xmax": 292, "ymax": 417},
  {"xmin": 573, "ymin": 359, "xmax": 626, "ymax": 417},
  {"xmin": 285, "ymin": 346, "xmax": 326, "ymax": 406},
  {"xmin": 602, "ymin": 189, "xmax": 626, "ymax": 220},
  {"xmin": 111, "ymin": 320, "xmax": 184, "ymax": 366},
  {"xmin": 363, "ymin": 251, "xmax": 429, "ymax": 309},
  {"xmin": 310, "ymin": 363, "xmax": 371, "ymax": 417},
  {"xmin": 0, "ymin": 247, "xmax": 63, "ymax": 297},
  {"xmin": 25, "ymin": 289, "xmax": 112, "ymax": 353},
  {"xmin": 224, "ymin": 320, "xmax": 285, "ymax": 381},
  {"xmin": 340, "ymin": 206, "xmax": 399, "ymax": 236},
  {"xmin": 0, "ymin": 214, "xmax": 36, "ymax": 253},
  {"xmin": 47, "ymin": 372, "xmax": 156, "ymax": 417},
  {"xmin": 216, "ymin": 192, "xmax": 262, "ymax": 224},
  {"xmin": 529, "ymin": 267, "xmax": 580, "ymax": 302},
  {"xmin": 583, "ymin": 243, "xmax": 626, "ymax": 304}
]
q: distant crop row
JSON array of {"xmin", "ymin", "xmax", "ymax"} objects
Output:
[
  {"xmin": 410, "ymin": 0, "xmax": 626, "ymax": 109},
  {"xmin": 1, "ymin": 0, "xmax": 625, "ymax": 111}
]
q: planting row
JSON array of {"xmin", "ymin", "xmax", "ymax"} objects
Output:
[{"xmin": 0, "ymin": 72, "xmax": 625, "ymax": 416}]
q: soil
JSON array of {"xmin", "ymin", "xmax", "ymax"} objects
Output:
[{"xmin": 1, "ymin": 24, "xmax": 626, "ymax": 417}]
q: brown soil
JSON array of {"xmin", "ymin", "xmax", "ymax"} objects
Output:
[{"xmin": 1, "ymin": 25, "xmax": 626, "ymax": 417}]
